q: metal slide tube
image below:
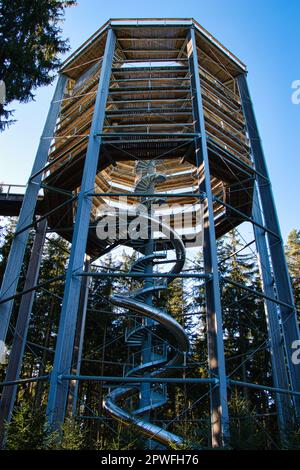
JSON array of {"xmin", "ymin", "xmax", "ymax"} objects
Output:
[{"xmin": 102, "ymin": 200, "xmax": 190, "ymax": 446}]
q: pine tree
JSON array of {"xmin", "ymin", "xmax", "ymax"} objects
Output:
[
  {"xmin": 5, "ymin": 402, "xmax": 46, "ymax": 450},
  {"xmin": 285, "ymin": 229, "xmax": 300, "ymax": 318},
  {"xmin": 220, "ymin": 230, "xmax": 276, "ymax": 447},
  {"xmin": 1, "ymin": 215, "xmax": 289, "ymax": 448},
  {"xmin": 30, "ymin": 234, "xmax": 69, "ymax": 409},
  {"xmin": 6, "ymin": 404, "xmax": 86, "ymax": 450},
  {"xmin": 0, "ymin": 0, "xmax": 76, "ymax": 130}
]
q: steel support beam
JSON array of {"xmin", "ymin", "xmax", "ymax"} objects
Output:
[
  {"xmin": 252, "ymin": 187, "xmax": 293, "ymax": 438},
  {"xmin": 0, "ymin": 376, "xmax": 49, "ymax": 387},
  {"xmin": 222, "ymin": 277, "xmax": 294, "ymax": 310},
  {"xmin": 77, "ymin": 272, "xmax": 210, "ymax": 279},
  {"xmin": 67, "ymin": 258, "xmax": 91, "ymax": 417},
  {"xmin": 187, "ymin": 27, "xmax": 229, "ymax": 447},
  {"xmin": 0, "ymin": 75, "xmax": 66, "ymax": 343},
  {"xmin": 0, "ymin": 274, "xmax": 65, "ymax": 306},
  {"xmin": 237, "ymin": 73, "xmax": 300, "ymax": 417},
  {"xmin": 61, "ymin": 375, "xmax": 218, "ymax": 385},
  {"xmin": 0, "ymin": 219, "xmax": 47, "ymax": 447},
  {"xmin": 140, "ymin": 166, "xmax": 156, "ymax": 449},
  {"xmin": 60, "ymin": 375, "xmax": 300, "ymax": 397},
  {"xmin": 46, "ymin": 28, "xmax": 116, "ymax": 427},
  {"xmin": 229, "ymin": 379, "xmax": 300, "ymax": 398}
]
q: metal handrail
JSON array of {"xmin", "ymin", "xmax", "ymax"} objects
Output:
[{"xmin": 0, "ymin": 184, "xmax": 27, "ymax": 197}]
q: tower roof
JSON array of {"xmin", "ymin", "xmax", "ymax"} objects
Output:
[{"xmin": 60, "ymin": 18, "xmax": 246, "ymax": 80}]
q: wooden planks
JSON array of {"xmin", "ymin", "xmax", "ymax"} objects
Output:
[{"xmin": 43, "ymin": 21, "xmax": 254, "ymax": 257}]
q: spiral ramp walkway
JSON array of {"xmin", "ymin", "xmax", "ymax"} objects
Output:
[{"xmin": 102, "ymin": 161, "xmax": 190, "ymax": 447}]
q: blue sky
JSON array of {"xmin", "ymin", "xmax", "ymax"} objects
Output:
[{"xmin": 0, "ymin": 0, "xmax": 299, "ymax": 239}]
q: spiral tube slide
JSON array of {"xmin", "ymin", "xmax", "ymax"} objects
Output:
[{"xmin": 102, "ymin": 210, "xmax": 190, "ymax": 447}]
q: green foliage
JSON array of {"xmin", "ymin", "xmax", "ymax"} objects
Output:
[
  {"xmin": 94, "ymin": 423, "xmax": 139, "ymax": 450},
  {"xmin": 0, "ymin": 0, "xmax": 76, "ymax": 130},
  {"xmin": 229, "ymin": 396, "xmax": 266, "ymax": 450},
  {"xmin": 283, "ymin": 426, "xmax": 300, "ymax": 450},
  {"xmin": 285, "ymin": 229, "xmax": 300, "ymax": 317},
  {"xmin": 5, "ymin": 402, "xmax": 47, "ymax": 450},
  {"xmin": 168, "ymin": 439, "xmax": 201, "ymax": 450},
  {"xmin": 2, "ymin": 219, "xmax": 300, "ymax": 450},
  {"xmin": 6, "ymin": 404, "xmax": 85, "ymax": 450},
  {"xmin": 45, "ymin": 418, "xmax": 86, "ymax": 450}
]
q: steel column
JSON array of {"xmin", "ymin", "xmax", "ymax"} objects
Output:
[
  {"xmin": 252, "ymin": 187, "xmax": 293, "ymax": 437},
  {"xmin": 0, "ymin": 75, "xmax": 66, "ymax": 343},
  {"xmin": 46, "ymin": 28, "xmax": 116, "ymax": 427},
  {"xmin": 0, "ymin": 219, "xmax": 47, "ymax": 446},
  {"xmin": 187, "ymin": 27, "xmax": 229, "ymax": 447},
  {"xmin": 237, "ymin": 73, "xmax": 300, "ymax": 416},
  {"xmin": 67, "ymin": 258, "xmax": 91, "ymax": 416},
  {"xmin": 140, "ymin": 165, "xmax": 155, "ymax": 448}
]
